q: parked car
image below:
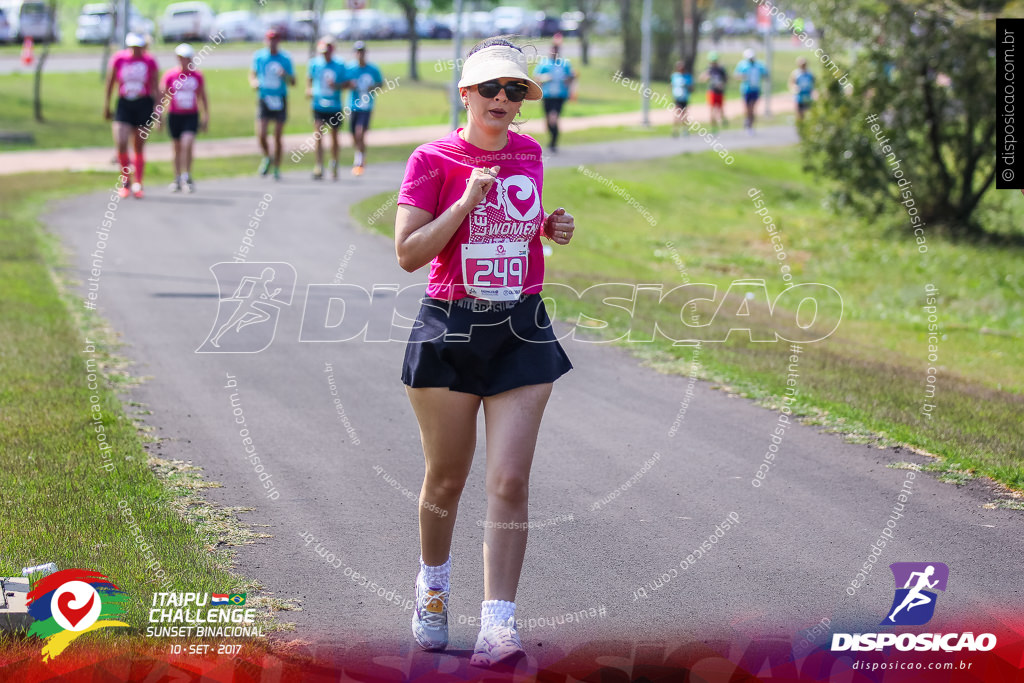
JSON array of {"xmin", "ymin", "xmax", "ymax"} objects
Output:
[
  {"xmin": 491, "ymin": 6, "xmax": 528, "ymax": 35},
  {"xmin": 346, "ymin": 9, "xmax": 390, "ymax": 40},
  {"xmin": 436, "ymin": 12, "xmax": 466, "ymax": 37},
  {"xmin": 529, "ymin": 12, "xmax": 560, "ymax": 37},
  {"xmin": 0, "ymin": 6, "xmax": 14, "ymax": 42},
  {"xmin": 159, "ymin": 1, "xmax": 215, "ymax": 42},
  {"xmin": 213, "ymin": 10, "xmax": 261, "ymax": 42},
  {"xmin": 386, "ymin": 14, "xmax": 410, "ymax": 39},
  {"xmin": 0, "ymin": 0, "xmax": 59, "ymax": 42},
  {"xmin": 415, "ymin": 15, "xmax": 451, "ymax": 39},
  {"xmin": 468, "ymin": 10, "xmax": 491, "ymax": 38},
  {"xmin": 559, "ymin": 11, "xmax": 582, "ymax": 35},
  {"xmin": 322, "ymin": 9, "xmax": 353, "ymax": 39},
  {"xmin": 76, "ymin": 3, "xmax": 154, "ymax": 44},
  {"xmin": 290, "ymin": 10, "xmax": 317, "ymax": 40}
]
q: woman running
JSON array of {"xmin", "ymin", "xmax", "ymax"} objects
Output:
[
  {"xmin": 395, "ymin": 36, "xmax": 576, "ymax": 669},
  {"xmin": 103, "ymin": 33, "xmax": 159, "ymax": 198},
  {"xmin": 162, "ymin": 43, "xmax": 209, "ymax": 193}
]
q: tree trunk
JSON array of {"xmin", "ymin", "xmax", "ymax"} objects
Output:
[
  {"xmin": 686, "ymin": 1, "xmax": 703, "ymax": 72},
  {"xmin": 404, "ymin": 3, "xmax": 418, "ymax": 81},
  {"xmin": 33, "ymin": 0, "xmax": 56, "ymax": 122},
  {"xmin": 578, "ymin": 0, "xmax": 592, "ymax": 66},
  {"xmin": 619, "ymin": 0, "xmax": 639, "ymax": 78},
  {"xmin": 674, "ymin": 0, "xmax": 686, "ymax": 68}
]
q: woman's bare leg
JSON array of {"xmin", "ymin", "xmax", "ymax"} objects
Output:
[
  {"xmin": 406, "ymin": 386, "xmax": 481, "ymax": 565},
  {"xmin": 481, "ymin": 382, "xmax": 552, "ymax": 601}
]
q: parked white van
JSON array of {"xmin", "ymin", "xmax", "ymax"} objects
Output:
[
  {"xmin": 0, "ymin": 0, "xmax": 59, "ymax": 42},
  {"xmin": 159, "ymin": 1, "xmax": 215, "ymax": 43}
]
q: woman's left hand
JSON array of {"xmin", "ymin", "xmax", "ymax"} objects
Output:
[{"xmin": 544, "ymin": 208, "xmax": 574, "ymax": 246}]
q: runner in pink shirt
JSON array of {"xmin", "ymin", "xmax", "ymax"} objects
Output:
[
  {"xmin": 395, "ymin": 37, "xmax": 577, "ymax": 670},
  {"xmin": 161, "ymin": 43, "xmax": 209, "ymax": 193},
  {"xmin": 103, "ymin": 33, "xmax": 159, "ymax": 198}
]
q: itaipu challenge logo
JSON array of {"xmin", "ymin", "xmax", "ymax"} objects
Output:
[{"xmin": 26, "ymin": 569, "xmax": 129, "ymax": 661}]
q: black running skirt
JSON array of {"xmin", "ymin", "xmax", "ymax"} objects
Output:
[
  {"xmin": 402, "ymin": 293, "xmax": 573, "ymax": 396},
  {"xmin": 115, "ymin": 96, "xmax": 155, "ymax": 127}
]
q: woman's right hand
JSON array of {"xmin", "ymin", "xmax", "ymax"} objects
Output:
[{"xmin": 461, "ymin": 165, "xmax": 500, "ymax": 208}]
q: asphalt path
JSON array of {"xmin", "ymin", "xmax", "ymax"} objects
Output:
[{"xmin": 47, "ymin": 129, "xmax": 1023, "ymax": 671}]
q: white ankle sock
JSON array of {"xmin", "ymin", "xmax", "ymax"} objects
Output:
[
  {"xmin": 419, "ymin": 556, "xmax": 451, "ymax": 591},
  {"xmin": 481, "ymin": 599, "xmax": 516, "ymax": 630}
]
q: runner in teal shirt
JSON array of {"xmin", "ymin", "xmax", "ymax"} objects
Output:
[
  {"xmin": 789, "ymin": 57, "xmax": 815, "ymax": 122},
  {"xmin": 346, "ymin": 41, "xmax": 383, "ymax": 175},
  {"xmin": 532, "ymin": 36, "xmax": 575, "ymax": 152},
  {"xmin": 249, "ymin": 29, "xmax": 295, "ymax": 179},
  {"xmin": 670, "ymin": 60, "xmax": 693, "ymax": 137},
  {"xmin": 734, "ymin": 48, "xmax": 768, "ymax": 133},
  {"xmin": 307, "ymin": 37, "xmax": 350, "ymax": 180}
]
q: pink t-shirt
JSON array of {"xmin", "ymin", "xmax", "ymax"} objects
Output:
[
  {"xmin": 398, "ymin": 129, "xmax": 547, "ymax": 301},
  {"xmin": 162, "ymin": 67, "xmax": 204, "ymax": 114},
  {"xmin": 109, "ymin": 49, "xmax": 158, "ymax": 99}
]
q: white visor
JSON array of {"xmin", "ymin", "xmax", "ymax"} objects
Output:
[{"xmin": 457, "ymin": 45, "xmax": 543, "ymax": 101}]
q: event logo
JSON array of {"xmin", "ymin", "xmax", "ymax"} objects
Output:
[
  {"xmin": 26, "ymin": 569, "xmax": 129, "ymax": 661},
  {"xmin": 496, "ymin": 175, "xmax": 542, "ymax": 222},
  {"xmin": 883, "ymin": 562, "xmax": 948, "ymax": 626},
  {"xmin": 832, "ymin": 561, "xmax": 995, "ymax": 653},
  {"xmin": 197, "ymin": 262, "xmax": 297, "ymax": 353}
]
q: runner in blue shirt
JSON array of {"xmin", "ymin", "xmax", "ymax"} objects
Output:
[
  {"xmin": 532, "ymin": 35, "xmax": 575, "ymax": 152},
  {"xmin": 249, "ymin": 29, "xmax": 295, "ymax": 179},
  {"xmin": 346, "ymin": 41, "xmax": 383, "ymax": 176},
  {"xmin": 734, "ymin": 48, "xmax": 769, "ymax": 133},
  {"xmin": 670, "ymin": 60, "xmax": 693, "ymax": 137},
  {"xmin": 789, "ymin": 57, "xmax": 815, "ymax": 122},
  {"xmin": 307, "ymin": 37, "xmax": 350, "ymax": 180}
]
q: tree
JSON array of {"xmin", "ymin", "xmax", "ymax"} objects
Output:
[
  {"xmin": 576, "ymin": 0, "xmax": 600, "ymax": 66},
  {"xmin": 619, "ymin": 0, "xmax": 712, "ymax": 80},
  {"xmin": 33, "ymin": 0, "xmax": 58, "ymax": 122},
  {"xmin": 394, "ymin": 0, "xmax": 420, "ymax": 81},
  {"xmin": 679, "ymin": 0, "xmax": 712, "ymax": 72},
  {"xmin": 618, "ymin": 0, "xmax": 639, "ymax": 78},
  {"xmin": 799, "ymin": 0, "xmax": 1006, "ymax": 237}
]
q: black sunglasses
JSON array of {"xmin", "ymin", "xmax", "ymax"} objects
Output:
[{"xmin": 476, "ymin": 80, "xmax": 529, "ymax": 102}]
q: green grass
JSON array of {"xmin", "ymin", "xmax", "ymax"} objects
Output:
[
  {"xmin": 0, "ymin": 50, "xmax": 801, "ymax": 150},
  {"xmin": 350, "ymin": 146, "xmax": 1024, "ymax": 491},
  {"xmin": 0, "ymin": 155, "xmax": 320, "ymax": 642}
]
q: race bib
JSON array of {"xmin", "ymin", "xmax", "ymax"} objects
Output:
[
  {"xmin": 121, "ymin": 61, "xmax": 148, "ymax": 99},
  {"xmin": 174, "ymin": 85, "xmax": 196, "ymax": 110},
  {"xmin": 264, "ymin": 62, "xmax": 283, "ymax": 89},
  {"xmin": 123, "ymin": 81, "xmax": 145, "ymax": 99},
  {"xmin": 461, "ymin": 241, "xmax": 528, "ymax": 301},
  {"xmin": 262, "ymin": 95, "xmax": 283, "ymax": 111}
]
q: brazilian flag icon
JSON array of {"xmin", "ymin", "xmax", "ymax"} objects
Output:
[{"xmin": 229, "ymin": 593, "xmax": 247, "ymax": 606}]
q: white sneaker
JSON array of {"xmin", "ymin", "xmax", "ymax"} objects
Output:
[
  {"xmin": 169, "ymin": 179, "xmax": 182, "ymax": 192},
  {"xmin": 470, "ymin": 615, "xmax": 525, "ymax": 668},
  {"xmin": 411, "ymin": 575, "xmax": 448, "ymax": 651}
]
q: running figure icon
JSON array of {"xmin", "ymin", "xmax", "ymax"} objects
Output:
[
  {"xmin": 210, "ymin": 267, "xmax": 282, "ymax": 347},
  {"xmin": 887, "ymin": 565, "xmax": 939, "ymax": 622}
]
